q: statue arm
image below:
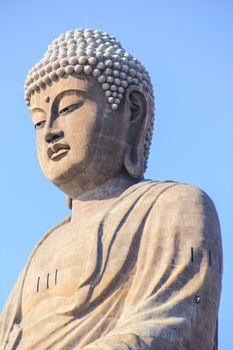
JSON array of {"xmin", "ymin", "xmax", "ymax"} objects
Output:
[
  {"xmin": 81, "ymin": 184, "xmax": 222, "ymax": 350},
  {"xmin": 0, "ymin": 267, "xmax": 26, "ymax": 347}
]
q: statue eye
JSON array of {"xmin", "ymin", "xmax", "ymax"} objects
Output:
[
  {"xmin": 59, "ymin": 102, "xmax": 83, "ymax": 116},
  {"xmin": 34, "ymin": 120, "xmax": 46, "ymax": 130}
]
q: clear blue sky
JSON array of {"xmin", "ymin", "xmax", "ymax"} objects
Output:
[{"xmin": 1, "ymin": 1, "xmax": 232, "ymax": 348}]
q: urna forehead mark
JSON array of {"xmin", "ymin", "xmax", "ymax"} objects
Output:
[{"xmin": 44, "ymin": 96, "xmax": 50, "ymax": 103}]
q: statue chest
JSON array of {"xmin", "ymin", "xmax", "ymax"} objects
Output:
[{"xmin": 21, "ymin": 217, "xmax": 101, "ymax": 319}]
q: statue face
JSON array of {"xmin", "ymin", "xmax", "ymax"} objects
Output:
[{"xmin": 30, "ymin": 75, "xmax": 130, "ymax": 198}]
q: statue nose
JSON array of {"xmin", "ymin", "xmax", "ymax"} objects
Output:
[{"xmin": 45, "ymin": 130, "xmax": 64, "ymax": 144}]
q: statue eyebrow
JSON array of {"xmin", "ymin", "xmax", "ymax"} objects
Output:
[
  {"xmin": 55, "ymin": 89, "xmax": 88, "ymax": 102},
  {"xmin": 30, "ymin": 107, "xmax": 46, "ymax": 114},
  {"xmin": 50, "ymin": 89, "xmax": 88, "ymax": 111}
]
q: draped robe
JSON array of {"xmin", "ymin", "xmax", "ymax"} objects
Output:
[{"xmin": 0, "ymin": 181, "xmax": 222, "ymax": 349}]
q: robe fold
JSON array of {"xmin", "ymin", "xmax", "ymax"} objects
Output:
[{"xmin": 0, "ymin": 181, "xmax": 222, "ymax": 349}]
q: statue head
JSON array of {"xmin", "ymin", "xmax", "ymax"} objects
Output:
[{"xmin": 25, "ymin": 29, "xmax": 155, "ymax": 199}]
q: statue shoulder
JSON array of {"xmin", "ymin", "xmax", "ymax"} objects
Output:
[
  {"xmin": 143, "ymin": 180, "xmax": 222, "ymax": 253},
  {"xmin": 142, "ymin": 180, "xmax": 218, "ymax": 213},
  {"xmin": 141, "ymin": 180, "xmax": 220, "ymax": 237}
]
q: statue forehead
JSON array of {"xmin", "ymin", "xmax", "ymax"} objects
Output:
[{"xmin": 30, "ymin": 75, "xmax": 92, "ymax": 108}]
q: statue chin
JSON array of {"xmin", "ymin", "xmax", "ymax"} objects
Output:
[
  {"xmin": 48, "ymin": 163, "xmax": 127, "ymax": 199},
  {"xmin": 49, "ymin": 169, "xmax": 97, "ymax": 199}
]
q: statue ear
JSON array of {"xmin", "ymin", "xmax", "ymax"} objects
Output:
[{"xmin": 123, "ymin": 86, "xmax": 150, "ymax": 178}]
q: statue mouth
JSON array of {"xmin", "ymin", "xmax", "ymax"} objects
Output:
[{"xmin": 48, "ymin": 143, "xmax": 70, "ymax": 161}]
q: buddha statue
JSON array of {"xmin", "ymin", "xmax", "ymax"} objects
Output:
[{"xmin": 0, "ymin": 29, "xmax": 222, "ymax": 350}]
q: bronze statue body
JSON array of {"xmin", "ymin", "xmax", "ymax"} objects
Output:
[{"xmin": 0, "ymin": 29, "xmax": 222, "ymax": 350}]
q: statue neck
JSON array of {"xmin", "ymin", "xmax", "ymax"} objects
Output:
[{"xmin": 71, "ymin": 174, "xmax": 141, "ymax": 220}]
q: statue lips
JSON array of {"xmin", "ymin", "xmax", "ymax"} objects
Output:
[{"xmin": 48, "ymin": 143, "xmax": 70, "ymax": 161}]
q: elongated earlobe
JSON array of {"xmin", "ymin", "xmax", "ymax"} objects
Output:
[
  {"xmin": 124, "ymin": 143, "xmax": 145, "ymax": 178},
  {"xmin": 123, "ymin": 88, "xmax": 149, "ymax": 178}
]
